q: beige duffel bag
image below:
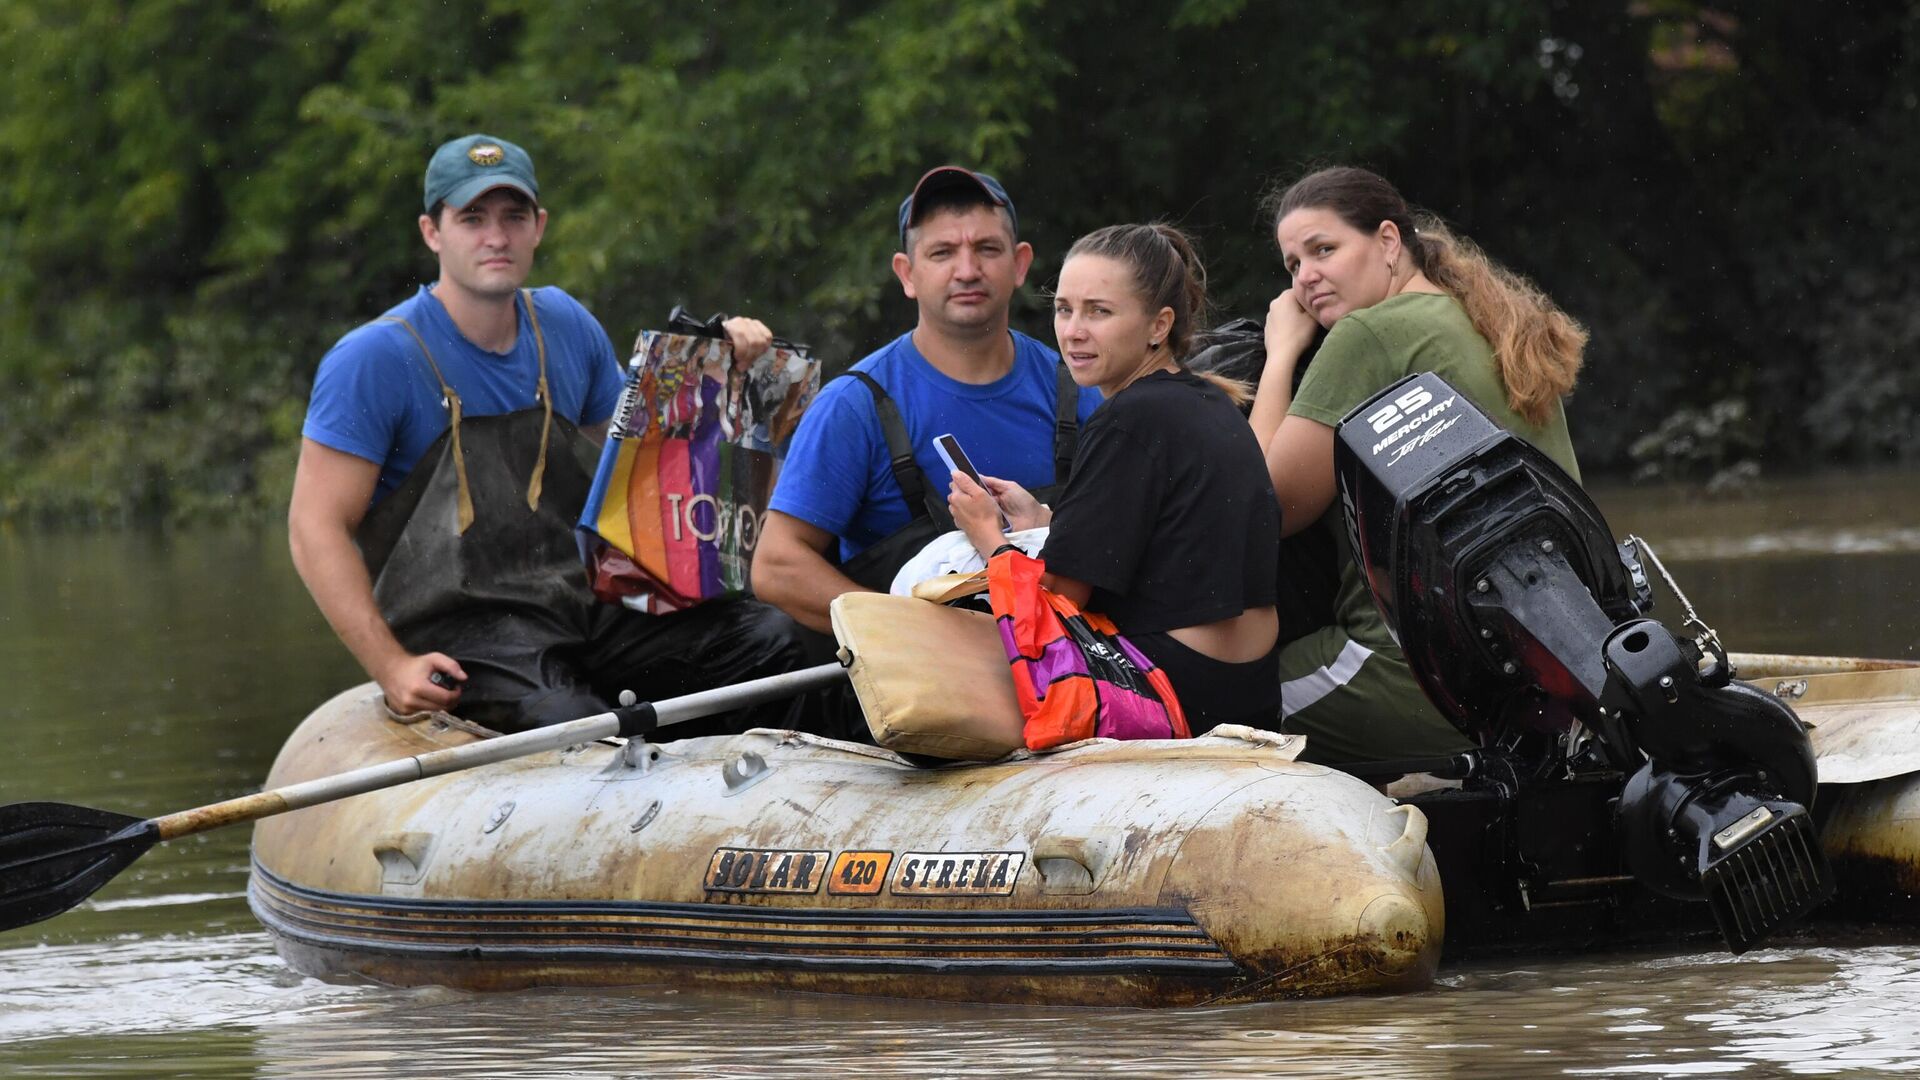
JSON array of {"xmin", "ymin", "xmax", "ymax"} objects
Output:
[{"xmin": 828, "ymin": 585, "xmax": 1025, "ymax": 761}]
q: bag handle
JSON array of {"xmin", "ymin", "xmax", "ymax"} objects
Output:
[
  {"xmin": 665, "ymin": 305, "xmax": 810, "ymax": 354},
  {"xmin": 910, "ymin": 571, "xmax": 988, "ymax": 604}
]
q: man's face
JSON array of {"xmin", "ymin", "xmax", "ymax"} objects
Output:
[
  {"xmin": 891, "ymin": 205, "xmax": 1032, "ymax": 337},
  {"xmin": 419, "ymin": 188, "xmax": 548, "ymax": 302}
]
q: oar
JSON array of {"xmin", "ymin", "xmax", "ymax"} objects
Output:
[{"xmin": 0, "ymin": 661, "xmax": 848, "ymax": 934}]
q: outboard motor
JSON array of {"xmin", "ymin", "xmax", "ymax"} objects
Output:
[{"xmin": 1335, "ymin": 372, "xmax": 1833, "ymax": 953}]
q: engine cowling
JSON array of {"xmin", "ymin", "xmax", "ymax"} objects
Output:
[{"xmin": 1331, "ymin": 372, "xmax": 1832, "ymax": 953}]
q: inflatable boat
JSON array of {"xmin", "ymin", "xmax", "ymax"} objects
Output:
[
  {"xmin": 248, "ymin": 691, "xmax": 1443, "ymax": 1005},
  {"xmin": 242, "ymin": 648, "xmax": 1920, "ymax": 1002}
]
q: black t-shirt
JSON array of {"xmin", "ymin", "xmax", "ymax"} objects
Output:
[{"xmin": 1040, "ymin": 370, "xmax": 1280, "ymax": 634}]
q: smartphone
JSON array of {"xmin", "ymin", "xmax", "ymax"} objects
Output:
[
  {"xmin": 933, "ymin": 433, "xmax": 984, "ymax": 487},
  {"xmin": 934, "ymin": 433, "xmax": 1007, "ymax": 529}
]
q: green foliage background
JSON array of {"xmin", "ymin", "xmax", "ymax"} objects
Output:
[{"xmin": 3, "ymin": 0, "xmax": 1915, "ymax": 522}]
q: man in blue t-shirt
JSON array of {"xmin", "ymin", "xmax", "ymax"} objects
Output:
[
  {"xmin": 290, "ymin": 134, "xmax": 801, "ymax": 728},
  {"xmin": 754, "ymin": 168, "xmax": 1099, "ymax": 633}
]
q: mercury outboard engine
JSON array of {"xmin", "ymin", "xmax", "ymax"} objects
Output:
[{"xmin": 1335, "ymin": 372, "xmax": 1832, "ymax": 953}]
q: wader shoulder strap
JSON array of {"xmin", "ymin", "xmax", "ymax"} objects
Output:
[
  {"xmin": 374, "ymin": 294, "xmax": 554, "ymax": 532},
  {"xmin": 844, "ymin": 370, "xmax": 947, "ymax": 525},
  {"xmin": 377, "ymin": 315, "xmax": 475, "ymax": 533},
  {"xmin": 834, "ymin": 362, "xmax": 1076, "ymax": 593},
  {"xmin": 844, "ymin": 363, "xmax": 1080, "ymax": 520},
  {"xmin": 519, "ymin": 288, "xmax": 555, "ymax": 512},
  {"xmin": 1052, "ymin": 361, "xmax": 1080, "ymax": 486}
]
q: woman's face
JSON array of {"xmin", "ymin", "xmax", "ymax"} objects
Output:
[
  {"xmin": 1276, "ymin": 207, "xmax": 1396, "ymax": 329},
  {"xmin": 1052, "ymin": 253, "xmax": 1173, "ymax": 395}
]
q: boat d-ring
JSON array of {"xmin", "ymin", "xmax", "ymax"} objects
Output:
[{"xmin": 723, "ymin": 751, "xmax": 772, "ymax": 796}]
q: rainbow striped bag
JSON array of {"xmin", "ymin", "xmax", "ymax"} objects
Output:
[{"xmin": 577, "ymin": 312, "xmax": 820, "ymax": 613}]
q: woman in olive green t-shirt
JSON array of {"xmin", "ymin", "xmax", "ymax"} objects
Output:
[{"xmin": 1245, "ymin": 166, "xmax": 1589, "ymax": 765}]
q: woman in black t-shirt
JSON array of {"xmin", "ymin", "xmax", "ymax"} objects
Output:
[{"xmin": 947, "ymin": 223, "xmax": 1282, "ymax": 728}]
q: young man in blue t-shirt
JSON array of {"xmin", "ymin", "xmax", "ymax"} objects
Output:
[
  {"xmin": 289, "ymin": 134, "xmax": 807, "ymax": 731},
  {"xmin": 754, "ymin": 168, "xmax": 1099, "ymax": 633}
]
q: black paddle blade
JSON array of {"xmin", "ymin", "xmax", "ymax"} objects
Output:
[{"xmin": 0, "ymin": 801, "xmax": 160, "ymax": 933}]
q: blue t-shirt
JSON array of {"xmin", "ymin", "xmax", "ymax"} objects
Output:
[
  {"xmin": 302, "ymin": 285, "xmax": 623, "ymax": 503},
  {"xmin": 768, "ymin": 330, "xmax": 1101, "ymax": 560}
]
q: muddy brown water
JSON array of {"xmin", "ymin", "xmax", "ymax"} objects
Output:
[{"xmin": 4, "ymin": 472, "xmax": 1919, "ymax": 1078}]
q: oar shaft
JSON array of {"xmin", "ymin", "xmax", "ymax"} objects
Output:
[
  {"xmin": 651, "ymin": 662, "xmax": 851, "ymax": 727},
  {"xmin": 152, "ymin": 721, "xmax": 615, "ymax": 840},
  {"xmin": 151, "ymin": 662, "xmax": 848, "ymax": 841}
]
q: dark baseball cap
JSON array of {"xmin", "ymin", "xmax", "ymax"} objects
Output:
[
  {"xmin": 896, "ymin": 166, "xmax": 1017, "ymax": 249},
  {"xmin": 423, "ymin": 134, "xmax": 539, "ymax": 214}
]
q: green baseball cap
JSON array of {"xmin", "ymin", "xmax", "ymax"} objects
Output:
[{"xmin": 423, "ymin": 134, "xmax": 539, "ymax": 214}]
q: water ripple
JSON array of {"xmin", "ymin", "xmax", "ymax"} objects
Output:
[
  {"xmin": 1652, "ymin": 525, "xmax": 1920, "ymax": 562},
  {"xmin": 7, "ymin": 937, "xmax": 1920, "ymax": 1078}
]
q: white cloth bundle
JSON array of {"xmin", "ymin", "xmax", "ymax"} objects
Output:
[{"xmin": 888, "ymin": 527, "xmax": 1050, "ymax": 596}]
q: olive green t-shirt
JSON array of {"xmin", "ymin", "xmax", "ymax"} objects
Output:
[{"xmin": 1290, "ymin": 291, "xmax": 1581, "ymax": 651}]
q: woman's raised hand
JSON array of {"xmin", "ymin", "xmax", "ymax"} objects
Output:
[
  {"xmin": 980, "ymin": 475, "xmax": 1050, "ymax": 532},
  {"xmin": 1264, "ymin": 289, "xmax": 1318, "ymax": 368},
  {"xmin": 1248, "ymin": 289, "xmax": 1321, "ymax": 453},
  {"xmin": 948, "ymin": 472, "xmax": 1010, "ymax": 558}
]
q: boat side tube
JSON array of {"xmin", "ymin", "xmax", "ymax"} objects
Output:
[{"xmin": 249, "ymin": 692, "xmax": 1442, "ymax": 1005}]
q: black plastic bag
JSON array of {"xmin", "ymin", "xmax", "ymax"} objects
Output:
[{"xmin": 1186, "ymin": 315, "xmax": 1338, "ymax": 641}]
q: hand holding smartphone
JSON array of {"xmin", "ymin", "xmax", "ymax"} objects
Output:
[{"xmin": 934, "ymin": 433, "xmax": 1007, "ymax": 529}]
